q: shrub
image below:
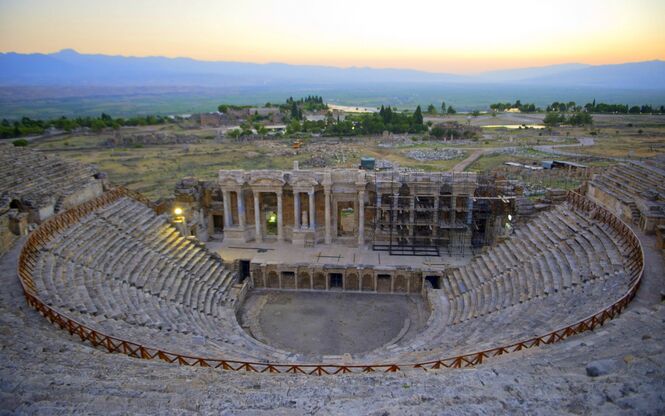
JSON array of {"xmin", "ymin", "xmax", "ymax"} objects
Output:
[{"xmin": 12, "ymin": 139, "xmax": 28, "ymax": 147}]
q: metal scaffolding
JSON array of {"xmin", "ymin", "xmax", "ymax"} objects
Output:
[{"xmin": 369, "ymin": 170, "xmax": 516, "ymax": 256}]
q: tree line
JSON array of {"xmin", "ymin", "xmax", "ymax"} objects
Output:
[
  {"xmin": 282, "ymin": 96, "xmax": 328, "ymax": 120},
  {"xmin": 582, "ymin": 100, "xmax": 665, "ymax": 114},
  {"xmin": 425, "ymin": 101, "xmax": 456, "ymax": 115},
  {"xmin": 543, "ymin": 111, "xmax": 593, "ymax": 127},
  {"xmin": 284, "ymin": 105, "xmax": 427, "ymax": 136},
  {"xmin": 1, "ymin": 114, "xmax": 173, "ymax": 139},
  {"xmin": 489, "ymin": 99, "xmax": 665, "ymax": 114},
  {"xmin": 489, "ymin": 100, "xmax": 538, "ymax": 112}
]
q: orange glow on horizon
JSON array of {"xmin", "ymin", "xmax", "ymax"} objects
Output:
[{"xmin": 0, "ymin": 0, "xmax": 663, "ymax": 74}]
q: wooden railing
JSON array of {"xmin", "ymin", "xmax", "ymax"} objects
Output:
[{"xmin": 16, "ymin": 188, "xmax": 645, "ymax": 375}]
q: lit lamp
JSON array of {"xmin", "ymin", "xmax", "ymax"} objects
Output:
[{"xmin": 173, "ymin": 207, "xmax": 184, "ymax": 223}]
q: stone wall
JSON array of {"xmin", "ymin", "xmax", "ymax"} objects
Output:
[{"xmin": 250, "ymin": 262, "xmax": 427, "ymax": 294}]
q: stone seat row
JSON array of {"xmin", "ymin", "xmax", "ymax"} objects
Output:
[
  {"xmin": 0, "ymin": 151, "xmax": 97, "ymax": 195},
  {"xmin": 590, "ymin": 175, "xmax": 642, "ymax": 206},
  {"xmin": 31, "ymin": 251, "xmax": 293, "ymax": 362},
  {"xmin": 443, "ymin": 204, "xmax": 620, "ymax": 293},
  {"xmin": 380, "ymin": 273, "xmax": 630, "ymax": 362},
  {"xmin": 380, "ymin": 202, "xmax": 634, "ymax": 360},
  {"xmin": 28, "ymin": 195, "xmax": 312, "ymax": 362},
  {"xmin": 441, "ymin": 205, "xmax": 630, "ymax": 325},
  {"xmin": 606, "ymin": 163, "xmax": 665, "ymax": 194},
  {"xmin": 41, "ymin": 198, "xmax": 236, "ymax": 314}
]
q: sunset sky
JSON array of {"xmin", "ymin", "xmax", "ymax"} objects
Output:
[{"xmin": 1, "ymin": 0, "xmax": 664, "ymax": 73}]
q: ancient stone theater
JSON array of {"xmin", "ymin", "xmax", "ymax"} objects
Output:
[{"xmin": 4, "ymin": 147, "xmax": 658, "ymax": 385}]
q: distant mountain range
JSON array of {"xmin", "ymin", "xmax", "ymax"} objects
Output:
[{"xmin": 1, "ymin": 49, "xmax": 664, "ymax": 90}]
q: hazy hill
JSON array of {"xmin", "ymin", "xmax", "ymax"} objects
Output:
[
  {"xmin": 0, "ymin": 49, "xmax": 464, "ymax": 86},
  {"xmin": 1, "ymin": 50, "xmax": 664, "ymax": 118},
  {"xmin": 1, "ymin": 49, "xmax": 663, "ymax": 89},
  {"xmin": 519, "ymin": 60, "xmax": 665, "ymax": 89}
]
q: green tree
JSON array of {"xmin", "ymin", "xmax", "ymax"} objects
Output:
[
  {"xmin": 441, "ymin": 101, "xmax": 446, "ymax": 114},
  {"xmin": 413, "ymin": 106, "xmax": 424, "ymax": 125},
  {"xmin": 567, "ymin": 112, "xmax": 593, "ymax": 126},
  {"xmin": 447, "ymin": 106, "xmax": 456, "ymax": 115},
  {"xmin": 426, "ymin": 104, "xmax": 437, "ymax": 114},
  {"xmin": 287, "ymin": 119, "xmax": 301, "ymax": 134},
  {"xmin": 430, "ymin": 126, "xmax": 446, "ymax": 139},
  {"xmin": 544, "ymin": 112, "xmax": 565, "ymax": 127},
  {"xmin": 90, "ymin": 119, "xmax": 106, "ymax": 132}
]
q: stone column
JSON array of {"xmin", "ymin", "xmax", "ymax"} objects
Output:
[
  {"xmin": 375, "ymin": 193, "xmax": 382, "ymax": 235},
  {"xmin": 433, "ymin": 195, "xmax": 440, "ymax": 239},
  {"xmin": 409, "ymin": 196, "xmax": 416, "ymax": 237},
  {"xmin": 324, "ymin": 189, "xmax": 331, "ymax": 244},
  {"xmin": 358, "ymin": 190, "xmax": 365, "ymax": 245},
  {"xmin": 277, "ymin": 191, "xmax": 284, "ymax": 241},
  {"xmin": 467, "ymin": 195, "xmax": 474, "ymax": 225},
  {"xmin": 392, "ymin": 193, "xmax": 399, "ymax": 225},
  {"xmin": 308, "ymin": 190, "xmax": 316, "ymax": 231},
  {"xmin": 253, "ymin": 191, "xmax": 262, "ymax": 242},
  {"xmin": 223, "ymin": 190, "xmax": 232, "ymax": 227},
  {"xmin": 293, "ymin": 192, "xmax": 301, "ymax": 229},
  {"xmin": 451, "ymin": 194, "xmax": 457, "ymax": 225},
  {"xmin": 237, "ymin": 189, "xmax": 245, "ymax": 227}
]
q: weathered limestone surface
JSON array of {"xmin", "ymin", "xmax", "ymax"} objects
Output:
[
  {"xmin": 588, "ymin": 157, "xmax": 665, "ymax": 233},
  {"xmin": 175, "ymin": 169, "xmax": 490, "ymax": 251},
  {"xmin": 0, "ymin": 146, "xmax": 105, "ymax": 259},
  {"xmin": 0, "ymin": 234, "xmax": 663, "ymax": 415},
  {"xmin": 1, "ymin": 153, "xmax": 664, "ymax": 414},
  {"xmin": 0, "ymin": 146, "xmax": 104, "ymax": 220}
]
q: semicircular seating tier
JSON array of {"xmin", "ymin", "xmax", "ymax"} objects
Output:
[
  {"xmin": 29, "ymin": 195, "xmax": 294, "ymax": 362},
  {"xmin": 0, "ymin": 146, "xmax": 103, "ymax": 216},
  {"xmin": 25, "ymin": 191, "xmax": 638, "ymax": 366},
  {"xmin": 360, "ymin": 202, "xmax": 636, "ymax": 362}
]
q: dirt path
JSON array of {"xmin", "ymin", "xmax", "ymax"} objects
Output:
[{"xmin": 452, "ymin": 148, "xmax": 487, "ymax": 172}]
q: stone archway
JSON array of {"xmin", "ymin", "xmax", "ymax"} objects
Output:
[
  {"xmin": 297, "ymin": 272, "xmax": 311, "ymax": 289},
  {"xmin": 252, "ymin": 270, "xmax": 264, "ymax": 288},
  {"xmin": 393, "ymin": 274, "xmax": 407, "ymax": 292},
  {"xmin": 266, "ymin": 271, "xmax": 280, "ymax": 288},
  {"xmin": 281, "ymin": 271, "xmax": 295, "ymax": 289},
  {"xmin": 410, "ymin": 275, "xmax": 422, "ymax": 293},
  {"xmin": 345, "ymin": 273, "xmax": 359, "ymax": 291},
  {"xmin": 376, "ymin": 274, "xmax": 392, "ymax": 293},
  {"xmin": 361, "ymin": 273, "xmax": 374, "ymax": 291},
  {"xmin": 313, "ymin": 272, "xmax": 326, "ymax": 290}
]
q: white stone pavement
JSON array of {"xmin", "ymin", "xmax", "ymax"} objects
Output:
[{"xmin": 208, "ymin": 240, "xmax": 473, "ymax": 271}]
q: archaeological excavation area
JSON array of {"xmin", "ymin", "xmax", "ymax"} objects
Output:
[{"xmin": 2, "ymin": 146, "xmax": 659, "ymax": 374}]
